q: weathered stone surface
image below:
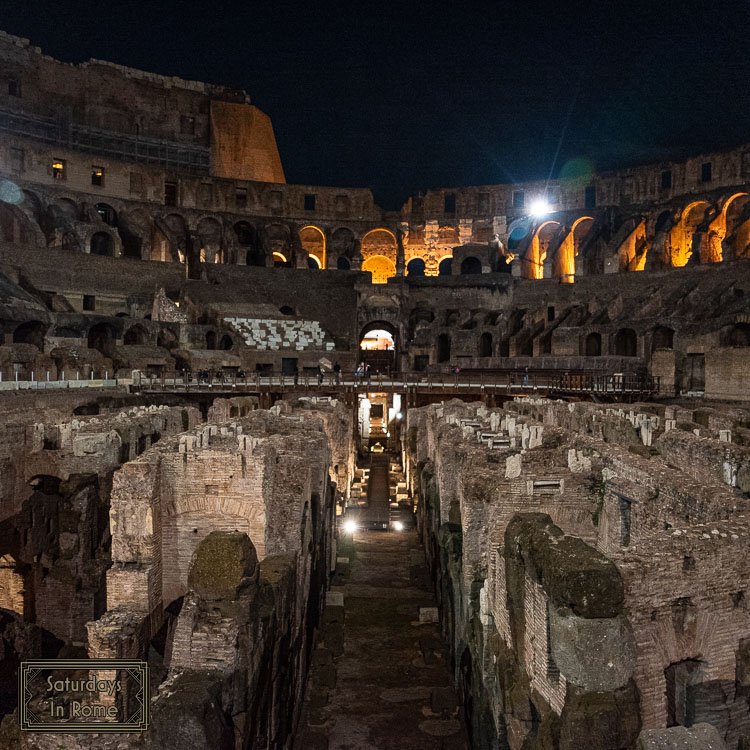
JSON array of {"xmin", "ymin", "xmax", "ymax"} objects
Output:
[
  {"xmin": 550, "ymin": 608, "xmax": 636, "ymax": 691},
  {"xmin": 637, "ymin": 723, "xmax": 727, "ymax": 749},
  {"xmin": 187, "ymin": 530, "xmax": 258, "ymax": 602}
]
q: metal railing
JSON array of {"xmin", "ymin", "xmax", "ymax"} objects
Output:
[{"xmin": 137, "ymin": 369, "xmax": 660, "ymax": 396}]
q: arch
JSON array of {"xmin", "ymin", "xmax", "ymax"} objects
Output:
[
  {"xmin": 336, "ymin": 256, "xmax": 351, "ymax": 270},
  {"xmin": 273, "ymin": 251, "xmax": 292, "ymax": 268},
  {"xmin": 437, "ymin": 333, "xmax": 451, "ymax": 363},
  {"xmin": 299, "ymin": 225, "xmax": 326, "ymax": 269},
  {"xmin": 613, "ymin": 328, "xmax": 638, "ymax": 357},
  {"xmin": 479, "ymin": 332, "xmax": 493, "ymax": 358},
  {"xmin": 12, "ymin": 320, "xmax": 47, "ymax": 350},
  {"xmin": 87, "ymin": 322, "xmax": 115, "ymax": 357},
  {"xmin": 460, "ymin": 257, "xmax": 482, "ymax": 275},
  {"xmin": 89, "ymin": 231, "xmax": 114, "ymax": 256},
  {"xmin": 438, "ymin": 257, "xmax": 453, "ymax": 276},
  {"xmin": 524, "ymin": 220, "xmax": 562, "ymax": 279},
  {"xmin": 584, "ymin": 332, "xmax": 602, "ymax": 357},
  {"xmin": 669, "ymin": 200, "xmax": 710, "ymax": 266},
  {"xmin": 307, "ymin": 254, "xmax": 322, "ymax": 269},
  {"xmin": 406, "ymin": 258, "xmax": 426, "ymax": 276},
  {"xmin": 360, "ymin": 329, "xmax": 395, "ymax": 351},
  {"xmin": 718, "ymin": 193, "xmax": 750, "ymax": 261},
  {"xmin": 654, "ymin": 210, "xmax": 674, "ymax": 234},
  {"xmin": 123, "ymin": 324, "xmax": 149, "ymax": 346},
  {"xmin": 555, "ymin": 215, "xmax": 594, "ymax": 282},
  {"xmin": 361, "ymin": 228, "xmax": 397, "ymax": 264},
  {"xmin": 219, "ymin": 334, "xmax": 233, "ymax": 351},
  {"xmin": 361, "ymin": 255, "xmax": 396, "ymax": 284},
  {"xmin": 197, "ymin": 216, "xmax": 223, "ymax": 264},
  {"xmin": 95, "ymin": 203, "xmax": 118, "ymax": 227},
  {"xmin": 651, "ymin": 326, "xmax": 674, "ymax": 352}
]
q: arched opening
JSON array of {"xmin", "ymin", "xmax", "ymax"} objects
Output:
[
  {"xmin": 438, "ymin": 257, "xmax": 453, "ymax": 276},
  {"xmin": 725, "ymin": 323, "xmax": 750, "ymax": 347},
  {"xmin": 362, "ymin": 229, "xmax": 397, "ymax": 283},
  {"xmin": 123, "ymin": 325, "xmax": 148, "ymax": 346},
  {"xmin": 95, "ymin": 203, "xmax": 117, "ymax": 227},
  {"xmin": 652, "ymin": 326, "xmax": 675, "ymax": 352},
  {"xmin": 234, "ymin": 221, "xmax": 264, "ymax": 266},
  {"xmin": 219, "ymin": 334, "xmax": 233, "ymax": 350},
  {"xmin": 197, "ymin": 217, "xmax": 223, "ymax": 264},
  {"xmin": 299, "ymin": 225, "xmax": 326, "ymax": 269},
  {"xmin": 437, "ymin": 333, "xmax": 451, "ymax": 363},
  {"xmin": 89, "ymin": 231, "xmax": 114, "ymax": 256},
  {"xmin": 359, "ymin": 321, "xmax": 398, "ymax": 373},
  {"xmin": 279, "ymin": 305, "xmax": 296, "ymax": 316},
  {"xmin": 613, "ymin": 328, "xmax": 638, "ymax": 357},
  {"xmin": 307, "ymin": 255, "xmax": 322, "ymax": 269},
  {"xmin": 12, "ymin": 321, "xmax": 46, "ymax": 350},
  {"xmin": 721, "ymin": 193, "xmax": 750, "ymax": 260},
  {"xmin": 273, "ymin": 251, "xmax": 292, "ymax": 268},
  {"xmin": 87, "ymin": 322, "xmax": 115, "ymax": 357},
  {"xmin": 361, "ymin": 255, "xmax": 396, "ymax": 284},
  {"xmin": 157, "ymin": 329, "xmax": 178, "ymax": 350},
  {"xmin": 584, "ymin": 332, "xmax": 601, "ymax": 357},
  {"xmin": 671, "ymin": 201, "xmax": 709, "ymax": 267},
  {"xmin": 336, "ymin": 256, "xmax": 351, "ymax": 270},
  {"xmin": 479, "ymin": 332, "xmax": 493, "ymax": 358},
  {"xmin": 460, "ymin": 256, "xmax": 482, "ymax": 275},
  {"xmin": 360, "ymin": 329, "xmax": 395, "ymax": 351},
  {"xmin": 406, "ymin": 258, "xmax": 426, "ymax": 276},
  {"xmin": 205, "ymin": 331, "xmax": 217, "ymax": 350},
  {"xmin": 525, "ymin": 221, "xmax": 561, "ymax": 279}
]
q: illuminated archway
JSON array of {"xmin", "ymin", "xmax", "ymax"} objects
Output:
[
  {"xmin": 307, "ymin": 253, "xmax": 322, "ymax": 269},
  {"xmin": 273, "ymin": 251, "xmax": 291, "ymax": 268},
  {"xmin": 669, "ymin": 201, "xmax": 709, "ymax": 266},
  {"xmin": 362, "ymin": 254, "xmax": 396, "ymax": 284},
  {"xmin": 299, "ymin": 225, "xmax": 326, "ymax": 269},
  {"xmin": 524, "ymin": 221, "xmax": 561, "ymax": 279},
  {"xmin": 549, "ymin": 216, "xmax": 594, "ymax": 282},
  {"xmin": 360, "ymin": 329, "xmax": 395, "ymax": 351},
  {"xmin": 709, "ymin": 193, "xmax": 750, "ymax": 261},
  {"xmin": 361, "ymin": 228, "xmax": 397, "ymax": 270}
]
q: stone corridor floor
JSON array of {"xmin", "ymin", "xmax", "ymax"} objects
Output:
[{"xmin": 295, "ymin": 529, "xmax": 470, "ymax": 749}]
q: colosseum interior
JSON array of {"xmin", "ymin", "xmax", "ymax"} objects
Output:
[{"xmin": 0, "ymin": 25, "xmax": 749, "ymax": 750}]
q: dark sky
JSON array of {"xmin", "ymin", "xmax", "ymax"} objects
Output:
[{"xmin": 2, "ymin": 0, "xmax": 749, "ymax": 209}]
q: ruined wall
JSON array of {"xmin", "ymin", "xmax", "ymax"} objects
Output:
[{"xmin": 407, "ymin": 396, "xmax": 750, "ymax": 749}]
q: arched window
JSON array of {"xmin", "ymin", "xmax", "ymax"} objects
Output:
[
  {"xmin": 613, "ymin": 328, "xmax": 638, "ymax": 357},
  {"xmin": 438, "ymin": 258, "xmax": 453, "ymax": 276},
  {"xmin": 584, "ymin": 332, "xmax": 601, "ymax": 356},
  {"xmin": 12, "ymin": 321, "xmax": 46, "ymax": 350},
  {"xmin": 337, "ymin": 256, "xmax": 351, "ymax": 270},
  {"xmin": 123, "ymin": 325, "xmax": 148, "ymax": 345}
]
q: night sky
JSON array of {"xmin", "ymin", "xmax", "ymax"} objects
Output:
[{"xmin": 2, "ymin": 0, "xmax": 749, "ymax": 209}]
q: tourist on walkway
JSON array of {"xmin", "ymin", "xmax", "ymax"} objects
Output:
[
  {"xmin": 334, "ymin": 361, "xmax": 341, "ymax": 384},
  {"xmin": 364, "ymin": 363, "xmax": 371, "ymax": 385},
  {"xmin": 318, "ymin": 364, "xmax": 325, "ymax": 385}
]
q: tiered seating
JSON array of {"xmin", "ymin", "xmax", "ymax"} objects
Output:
[{"xmin": 224, "ymin": 317, "xmax": 336, "ymax": 352}]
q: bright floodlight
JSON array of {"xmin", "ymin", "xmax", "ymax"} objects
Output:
[
  {"xmin": 343, "ymin": 519, "xmax": 358, "ymax": 534},
  {"xmin": 393, "ymin": 521, "xmax": 404, "ymax": 532},
  {"xmin": 529, "ymin": 197, "xmax": 551, "ymax": 217}
]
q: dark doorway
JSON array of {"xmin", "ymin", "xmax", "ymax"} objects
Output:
[
  {"xmin": 437, "ymin": 334, "xmax": 451, "ymax": 363},
  {"xmin": 613, "ymin": 328, "xmax": 638, "ymax": 357},
  {"xmin": 460, "ymin": 257, "xmax": 482, "ymax": 275},
  {"xmin": 585, "ymin": 332, "xmax": 602, "ymax": 356},
  {"xmin": 479, "ymin": 332, "xmax": 493, "ymax": 358}
]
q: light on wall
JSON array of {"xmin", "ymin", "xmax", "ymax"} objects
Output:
[{"xmin": 529, "ymin": 198, "xmax": 551, "ymax": 218}]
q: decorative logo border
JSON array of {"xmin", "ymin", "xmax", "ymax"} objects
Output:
[{"xmin": 19, "ymin": 660, "xmax": 149, "ymax": 733}]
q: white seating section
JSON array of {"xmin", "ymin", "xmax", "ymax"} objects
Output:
[{"xmin": 224, "ymin": 317, "xmax": 336, "ymax": 352}]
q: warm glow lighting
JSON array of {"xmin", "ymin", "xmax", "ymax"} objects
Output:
[
  {"xmin": 393, "ymin": 521, "xmax": 404, "ymax": 532},
  {"xmin": 529, "ymin": 198, "xmax": 551, "ymax": 217},
  {"xmin": 343, "ymin": 519, "xmax": 357, "ymax": 534}
]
